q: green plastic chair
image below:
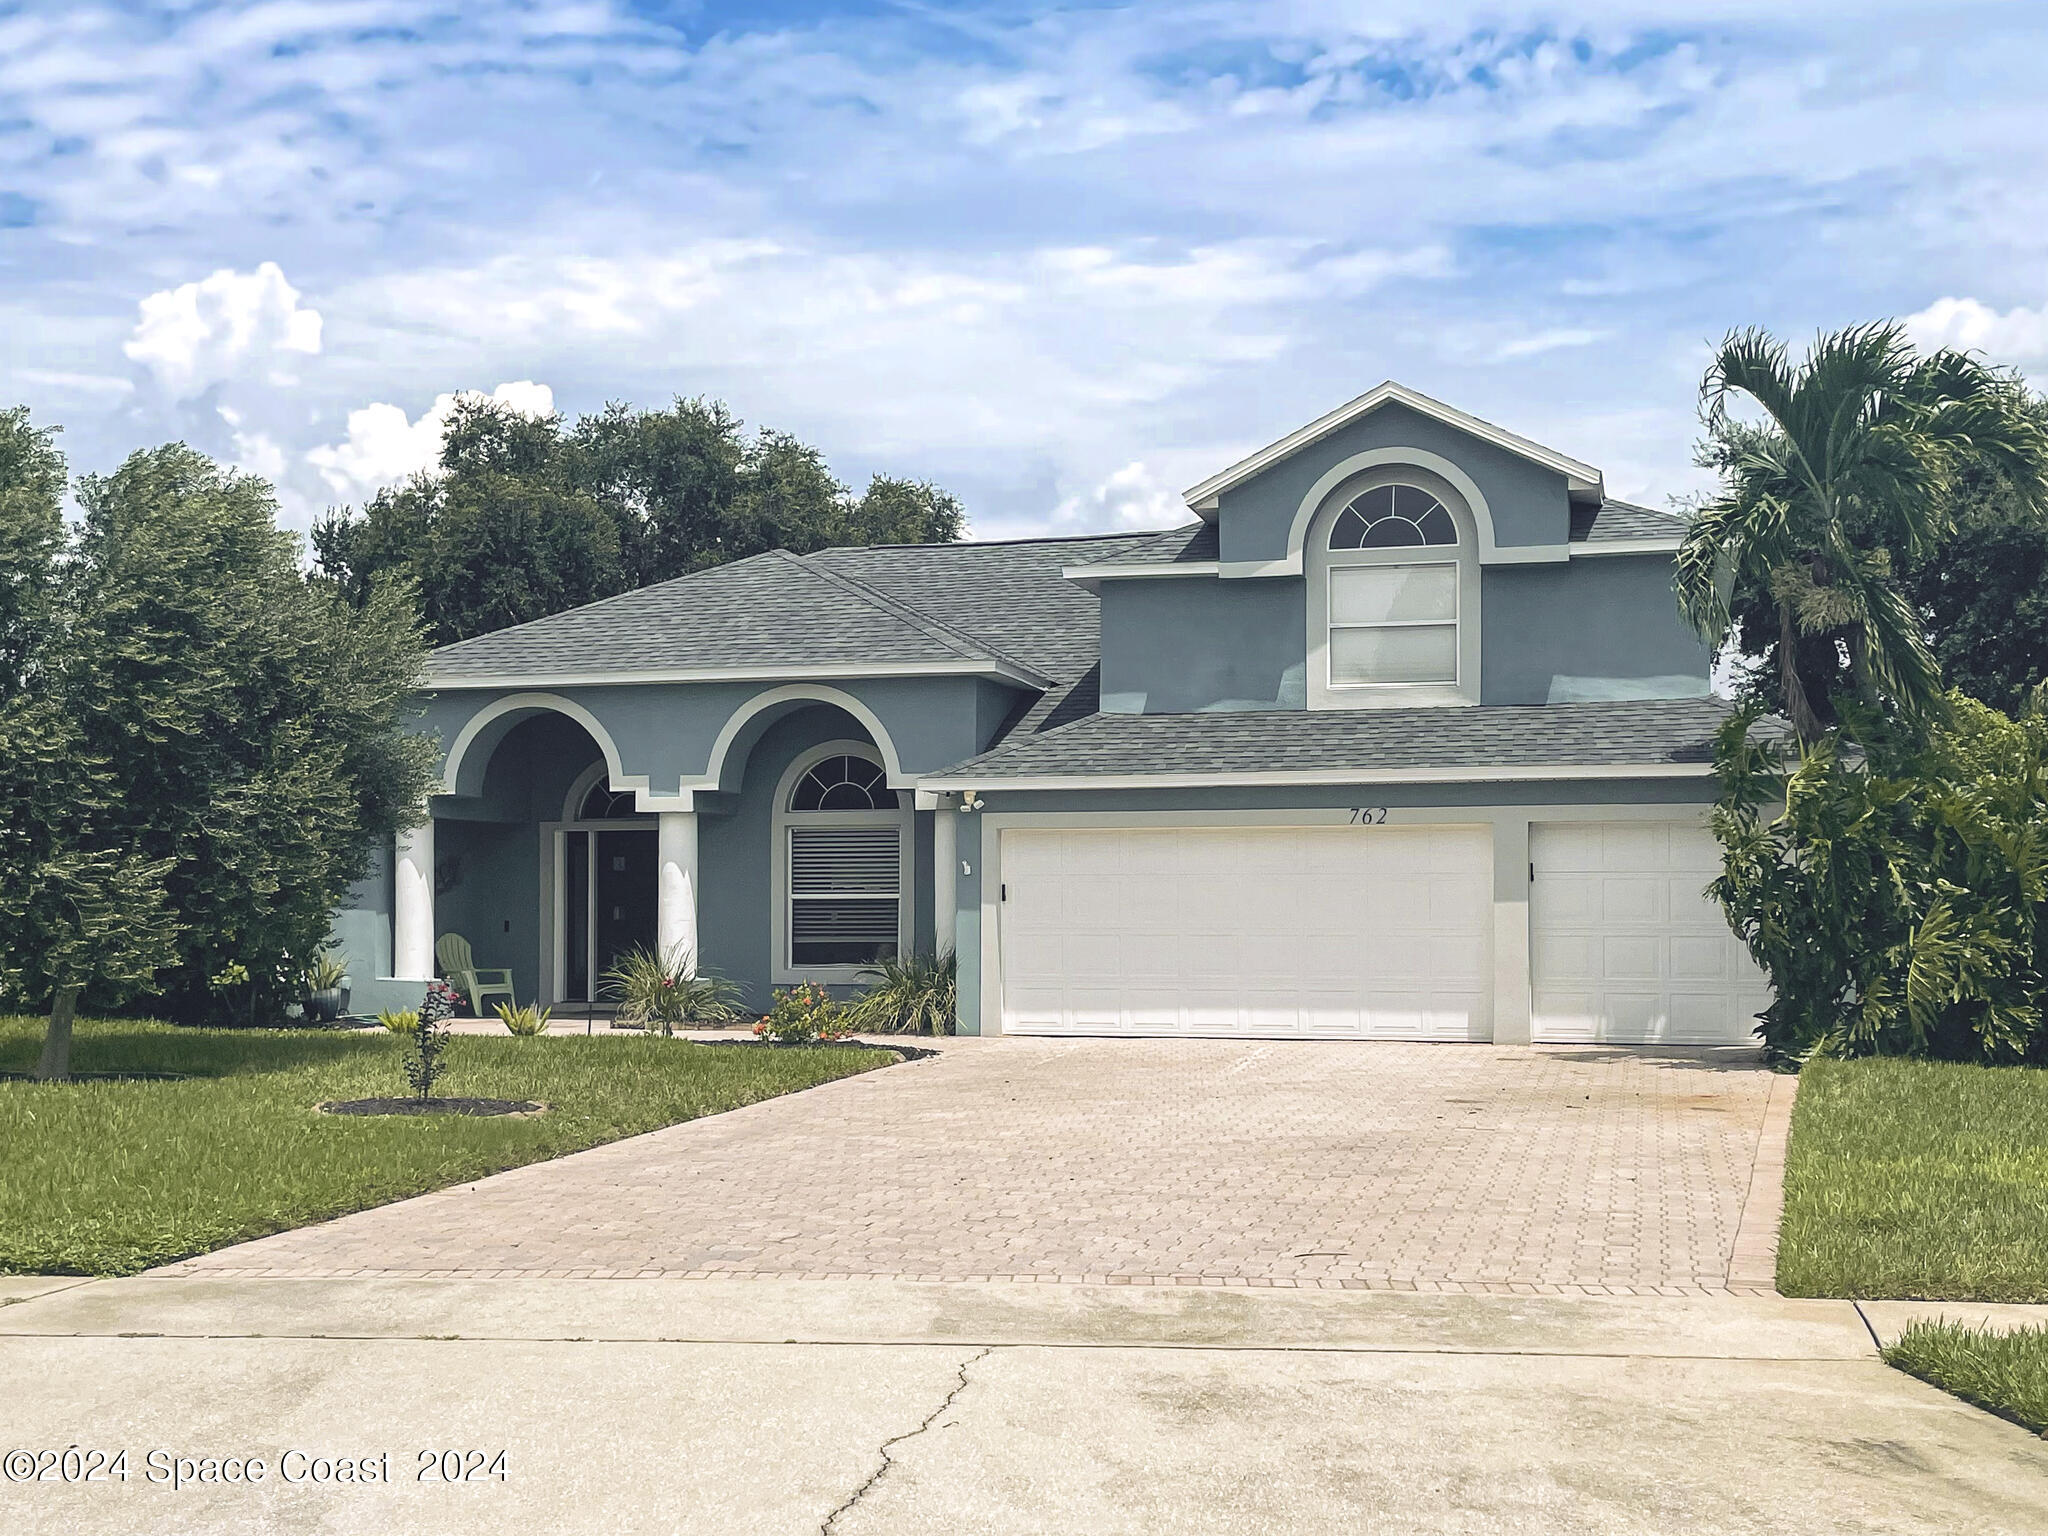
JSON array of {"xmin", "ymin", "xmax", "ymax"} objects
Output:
[{"xmin": 436, "ymin": 932, "xmax": 516, "ymax": 1016}]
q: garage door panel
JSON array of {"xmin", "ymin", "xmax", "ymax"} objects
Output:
[
  {"xmin": 1602, "ymin": 935, "xmax": 1663, "ymax": 980},
  {"xmin": 1670, "ymin": 935, "xmax": 1732, "ymax": 980},
  {"xmin": 1599, "ymin": 876, "xmax": 1666, "ymax": 924},
  {"xmin": 1001, "ymin": 825, "xmax": 1491, "ymax": 1040},
  {"xmin": 1532, "ymin": 821, "xmax": 1768, "ymax": 1047}
]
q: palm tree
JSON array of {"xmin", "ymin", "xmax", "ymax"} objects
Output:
[{"xmin": 1676, "ymin": 322, "xmax": 2048, "ymax": 743}]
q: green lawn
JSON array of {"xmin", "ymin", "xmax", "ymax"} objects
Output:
[
  {"xmin": 1886, "ymin": 1319, "xmax": 2048, "ymax": 1437},
  {"xmin": 1778, "ymin": 1057, "xmax": 2048, "ymax": 1301},
  {"xmin": 0, "ymin": 1016, "xmax": 892, "ymax": 1276}
]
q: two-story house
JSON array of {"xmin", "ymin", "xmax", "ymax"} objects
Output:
[{"xmin": 333, "ymin": 382, "xmax": 1771, "ymax": 1045}]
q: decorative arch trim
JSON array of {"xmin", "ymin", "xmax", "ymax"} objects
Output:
[
  {"xmin": 696, "ymin": 683, "xmax": 911, "ymax": 792},
  {"xmin": 1217, "ymin": 447, "xmax": 1568, "ymax": 577},
  {"xmin": 439, "ymin": 691, "xmax": 636, "ymax": 800}
]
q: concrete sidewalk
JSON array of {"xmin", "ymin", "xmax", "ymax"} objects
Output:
[{"xmin": 4, "ymin": 1275, "xmax": 2046, "ymax": 1535}]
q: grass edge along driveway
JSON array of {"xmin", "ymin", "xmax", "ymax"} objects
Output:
[
  {"xmin": 1886, "ymin": 1319, "xmax": 2048, "ymax": 1439},
  {"xmin": 1, "ymin": 1017, "xmax": 892, "ymax": 1276}
]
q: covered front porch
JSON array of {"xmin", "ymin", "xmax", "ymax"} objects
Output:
[{"xmin": 337, "ymin": 690, "xmax": 975, "ymax": 1020}]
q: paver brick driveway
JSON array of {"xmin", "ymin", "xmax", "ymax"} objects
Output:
[{"xmin": 164, "ymin": 1039, "xmax": 1784, "ymax": 1294}]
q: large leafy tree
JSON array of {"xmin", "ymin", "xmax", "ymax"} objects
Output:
[
  {"xmin": 0, "ymin": 412, "xmax": 179, "ymax": 1077},
  {"xmin": 315, "ymin": 395, "xmax": 964, "ymax": 644},
  {"xmin": 63, "ymin": 443, "xmax": 436, "ymax": 1025},
  {"xmin": 1897, "ymin": 412, "xmax": 2048, "ymax": 715},
  {"xmin": 1676, "ymin": 323, "xmax": 2048, "ymax": 742},
  {"xmin": 315, "ymin": 396, "xmax": 624, "ymax": 645}
]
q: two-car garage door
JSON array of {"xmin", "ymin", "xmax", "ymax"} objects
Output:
[
  {"xmin": 997, "ymin": 821, "xmax": 1768, "ymax": 1045},
  {"xmin": 999, "ymin": 825, "xmax": 1492, "ymax": 1040}
]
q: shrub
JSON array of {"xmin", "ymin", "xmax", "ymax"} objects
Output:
[
  {"xmin": 602, "ymin": 946, "xmax": 743, "ymax": 1035},
  {"xmin": 377, "ymin": 1008, "xmax": 420, "ymax": 1035},
  {"xmin": 754, "ymin": 982, "xmax": 851, "ymax": 1045},
  {"xmin": 495, "ymin": 1002, "xmax": 552, "ymax": 1037},
  {"xmin": 1711, "ymin": 693, "xmax": 2048, "ymax": 1061},
  {"xmin": 402, "ymin": 1008, "xmax": 451, "ymax": 1100},
  {"xmin": 846, "ymin": 951, "xmax": 956, "ymax": 1035}
]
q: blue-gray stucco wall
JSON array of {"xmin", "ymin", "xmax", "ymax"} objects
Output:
[
  {"xmin": 425, "ymin": 673, "xmax": 1026, "ymax": 800},
  {"xmin": 1094, "ymin": 554, "xmax": 1708, "ymax": 713},
  {"xmin": 1097, "ymin": 575, "xmax": 1304, "ymax": 713},
  {"xmin": 1481, "ymin": 555, "xmax": 1712, "ymax": 705},
  {"xmin": 1213, "ymin": 401, "xmax": 1571, "ymax": 565}
]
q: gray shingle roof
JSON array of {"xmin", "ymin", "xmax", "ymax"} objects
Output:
[
  {"xmin": 807, "ymin": 533, "xmax": 1148, "ymax": 685},
  {"xmin": 1073, "ymin": 522, "xmax": 1219, "ymax": 567},
  {"xmin": 931, "ymin": 697, "xmax": 1755, "ymax": 782},
  {"xmin": 1573, "ymin": 499, "xmax": 1688, "ymax": 543},
  {"xmin": 424, "ymin": 538, "xmax": 1168, "ymax": 684},
  {"xmin": 426, "ymin": 548, "xmax": 1043, "ymax": 683}
]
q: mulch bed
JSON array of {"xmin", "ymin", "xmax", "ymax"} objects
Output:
[{"xmin": 316, "ymin": 1097, "xmax": 547, "ymax": 1117}]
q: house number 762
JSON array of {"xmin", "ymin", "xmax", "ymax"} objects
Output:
[{"xmin": 1349, "ymin": 806, "xmax": 1389, "ymax": 825}]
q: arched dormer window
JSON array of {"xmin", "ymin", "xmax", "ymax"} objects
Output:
[
  {"xmin": 1307, "ymin": 470, "xmax": 1480, "ymax": 709},
  {"xmin": 773, "ymin": 742, "xmax": 911, "ymax": 981}
]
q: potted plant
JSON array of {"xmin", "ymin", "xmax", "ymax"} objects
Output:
[{"xmin": 304, "ymin": 950, "xmax": 351, "ymax": 1023}]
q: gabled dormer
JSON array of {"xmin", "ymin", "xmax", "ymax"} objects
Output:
[{"xmin": 1066, "ymin": 382, "xmax": 1702, "ymax": 714}]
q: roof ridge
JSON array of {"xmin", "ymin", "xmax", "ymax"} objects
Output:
[
  {"xmin": 827, "ymin": 529, "xmax": 1160, "ymax": 553},
  {"xmin": 782, "ymin": 550, "xmax": 1052, "ymax": 686}
]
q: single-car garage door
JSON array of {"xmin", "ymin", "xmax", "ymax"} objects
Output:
[
  {"xmin": 999, "ymin": 825, "xmax": 1491, "ymax": 1039},
  {"xmin": 1530, "ymin": 821, "xmax": 1770, "ymax": 1046}
]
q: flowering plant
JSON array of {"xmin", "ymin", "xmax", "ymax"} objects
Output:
[
  {"xmin": 754, "ymin": 982, "xmax": 851, "ymax": 1044},
  {"xmin": 420, "ymin": 978, "xmax": 463, "ymax": 1025}
]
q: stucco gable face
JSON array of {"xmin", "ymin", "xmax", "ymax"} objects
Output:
[{"xmin": 1210, "ymin": 399, "xmax": 1579, "ymax": 571}]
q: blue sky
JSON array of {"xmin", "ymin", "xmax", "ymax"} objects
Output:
[{"xmin": 3, "ymin": 0, "xmax": 2045, "ymax": 538}]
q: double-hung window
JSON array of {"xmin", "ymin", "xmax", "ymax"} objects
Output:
[{"xmin": 1321, "ymin": 483, "xmax": 1464, "ymax": 692}]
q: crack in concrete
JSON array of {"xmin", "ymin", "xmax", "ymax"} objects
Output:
[{"xmin": 820, "ymin": 1346, "xmax": 991, "ymax": 1534}]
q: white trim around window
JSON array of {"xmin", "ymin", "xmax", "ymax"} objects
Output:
[
  {"xmin": 1306, "ymin": 465, "xmax": 1481, "ymax": 710},
  {"xmin": 770, "ymin": 739, "xmax": 915, "ymax": 985}
]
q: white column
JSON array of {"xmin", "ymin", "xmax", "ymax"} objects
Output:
[
  {"xmin": 658, "ymin": 810, "xmax": 700, "ymax": 975},
  {"xmin": 393, "ymin": 818, "xmax": 436, "ymax": 980},
  {"xmin": 932, "ymin": 801, "xmax": 958, "ymax": 958}
]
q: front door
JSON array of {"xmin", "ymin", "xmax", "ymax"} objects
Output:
[{"xmin": 560, "ymin": 828, "xmax": 658, "ymax": 1003}]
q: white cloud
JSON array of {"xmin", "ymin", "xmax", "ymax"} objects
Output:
[
  {"xmin": 124, "ymin": 262, "xmax": 322, "ymax": 397},
  {"xmin": 1904, "ymin": 295, "xmax": 2048, "ymax": 364},
  {"xmin": 216, "ymin": 405, "xmax": 288, "ymax": 483},
  {"xmin": 1492, "ymin": 328, "xmax": 1608, "ymax": 362},
  {"xmin": 8, "ymin": 1, "xmax": 2048, "ymax": 531},
  {"xmin": 1049, "ymin": 461, "xmax": 1188, "ymax": 534},
  {"xmin": 306, "ymin": 381, "xmax": 556, "ymax": 500}
]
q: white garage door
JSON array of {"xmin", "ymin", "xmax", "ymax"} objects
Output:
[
  {"xmin": 999, "ymin": 825, "xmax": 1491, "ymax": 1039},
  {"xmin": 1530, "ymin": 821, "xmax": 1770, "ymax": 1046}
]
